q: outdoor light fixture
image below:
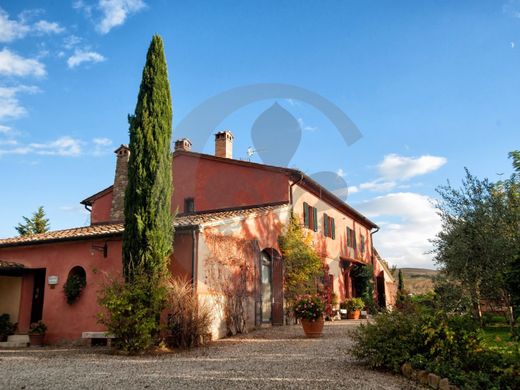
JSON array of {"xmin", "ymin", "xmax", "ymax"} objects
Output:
[{"xmin": 91, "ymin": 242, "xmax": 108, "ymax": 258}]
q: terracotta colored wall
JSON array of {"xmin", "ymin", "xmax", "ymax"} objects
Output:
[
  {"xmin": 170, "ymin": 231, "xmax": 194, "ymax": 281},
  {"xmin": 0, "ymin": 276, "xmax": 22, "ymax": 322},
  {"xmin": 90, "ymin": 192, "xmax": 113, "ymax": 224},
  {"xmin": 172, "ymin": 154, "xmax": 289, "ymax": 214},
  {"xmin": 0, "ymin": 230, "xmax": 195, "ymax": 343},
  {"xmin": 0, "ymin": 240, "xmax": 122, "ymax": 343},
  {"xmin": 292, "ymin": 184, "xmax": 375, "ymax": 302}
]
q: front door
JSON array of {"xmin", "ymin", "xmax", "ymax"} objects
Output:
[
  {"xmin": 261, "ymin": 252, "xmax": 272, "ymax": 323},
  {"xmin": 30, "ymin": 269, "xmax": 46, "ymax": 324}
]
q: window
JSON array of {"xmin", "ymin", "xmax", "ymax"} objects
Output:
[
  {"xmin": 346, "ymin": 227, "xmax": 356, "ymax": 248},
  {"xmin": 323, "ymin": 214, "xmax": 335, "ymax": 239},
  {"xmin": 360, "ymin": 234, "xmax": 366, "ymax": 253},
  {"xmin": 303, "ymin": 202, "xmax": 318, "ymax": 232},
  {"xmin": 184, "ymin": 198, "xmax": 195, "ymax": 214}
]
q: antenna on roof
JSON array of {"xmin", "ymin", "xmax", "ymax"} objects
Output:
[{"xmin": 246, "ymin": 146, "xmax": 267, "ymax": 162}]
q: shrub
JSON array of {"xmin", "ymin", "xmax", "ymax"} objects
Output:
[
  {"xmin": 165, "ymin": 277, "xmax": 212, "ymax": 349},
  {"xmin": 29, "ymin": 320, "xmax": 47, "ymax": 335},
  {"xmin": 63, "ymin": 273, "xmax": 86, "ymax": 304},
  {"xmin": 98, "ymin": 274, "xmax": 166, "ymax": 354},
  {"xmin": 0, "ymin": 314, "xmax": 15, "ymax": 340}
]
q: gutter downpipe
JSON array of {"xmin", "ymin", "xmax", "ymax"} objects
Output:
[
  {"xmin": 289, "ymin": 173, "xmax": 304, "ymax": 209},
  {"xmin": 370, "ymin": 226, "xmax": 380, "ymax": 304},
  {"xmin": 191, "ymin": 227, "xmax": 199, "ymax": 290}
]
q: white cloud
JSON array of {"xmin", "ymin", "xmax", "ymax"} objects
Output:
[
  {"xmin": 0, "ymin": 8, "xmax": 30, "ymax": 42},
  {"xmin": 0, "ymin": 85, "xmax": 40, "ymax": 119},
  {"xmin": 33, "ymin": 20, "xmax": 65, "ymax": 34},
  {"xmin": 92, "ymin": 137, "xmax": 112, "ymax": 155},
  {"xmin": 63, "ymin": 35, "xmax": 82, "ymax": 49},
  {"xmin": 0, "ymin": 124, "xmax": 12, "ymax": 134},
  {"xmin": 359, "ymin": 180, "xmax": 397, "ymax": 192},
  {"xmin": 67, "ymin": 49, "xmax": 105, "ymax": 68},
  {"xmin": 297, "ymin": 118, "xmax": 317, "ymax": 132},
  {"xmin": 378, "ymin": 153, "xmax": 447, "ymax": 181},
  {"xmin": 503, "ymin": 0, "xmax": 520, "ymax": 19},
  {"xmin": 0, "ymin": 136, "xmax": 83, "ymax": 157},
  {"xmin": 0, "ymin": 48, "xmax": 46, "ymax": 77},
  {"xmin": 355, "ymin": 192, "xmax": 441, "ymax": 268},
  {"xmin": 336, "ymin": 168, "xmax": 345, "ymax": 178},
  {"xmin": 97, "ymin": 0, "xmax": 146, "ymax": 34},
  {"xmin": 0, "ymin": 8, "xmax": 64, "ymax": 42}
]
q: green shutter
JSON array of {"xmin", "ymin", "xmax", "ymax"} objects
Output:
[
  {"xmin": 353, "ymin": 230, "xmax": 357, "ymax": 249},
  {"xmin": 324, "ymin": 214, "xmax": 329, "ymax": 237},
  {"xmin": 313, "ymin": 207, "xmax": 318, "ymax": 232},
  {"xmin": 303, "ymin": 202, "xmax": 309, "ymax": 227},
  {"xmin": 347, "ymin": 227, "xmax": 351, "ymax": 246},
  {"xmin": 331, "ymin": 218, "xmax": 335, "ymax": 240}
]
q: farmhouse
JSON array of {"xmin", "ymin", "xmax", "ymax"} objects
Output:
[{"xmin": 0, "ymin": 131, "xmax": 395, "ymax": 343}]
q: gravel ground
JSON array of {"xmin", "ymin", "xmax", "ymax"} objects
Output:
[{"xmin": 0, "ymin": 321, "xmax": 418, "ymax": 389}]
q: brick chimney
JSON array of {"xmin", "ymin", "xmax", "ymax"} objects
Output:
[
  {"xmin": 110, "ymin": 145, "xmax": 130, "ymax": 222},
  {"xmin": 174, "ymin": 138, "xmax": 192, "ymax": 152},
  {"xmin": 215, "ymin": 130, "xmax": 233, "ymax": 159}
]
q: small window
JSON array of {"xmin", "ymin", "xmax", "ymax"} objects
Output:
[
  {"xmin": 360, "ymin": 235, "xmax": 366, "ymax": 253},
  {"xmin": 347, "ymin": 227, "xmax": 356, "ymax": 248},
  {"xmin": 324, "ymin": 214, "xmax": 336, "ymax": 239},
  {"xmin": 303, "ymin": 202, "xmax": 318, "ymax": 231},
  {"xmin": 184, "ymin": 198, "xmax": 195, "ymax": 214}
]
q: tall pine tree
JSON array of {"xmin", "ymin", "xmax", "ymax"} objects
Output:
[
  {"xmin": 15, "ymin": 206, "xmax": 50, "ymax": 236},
  {"xmin": 122, "ymin": 35, "xmax": 173, "ymax": 281}
]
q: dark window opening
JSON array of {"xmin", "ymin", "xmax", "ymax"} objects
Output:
[{"xmin": 184, "ymin": 198, "xmax": 195, "ymax": 214}]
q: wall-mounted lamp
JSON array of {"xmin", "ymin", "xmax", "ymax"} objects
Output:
[{"xmin": 91, "ymin": 242, "xmax": 108, "ymax": 258}]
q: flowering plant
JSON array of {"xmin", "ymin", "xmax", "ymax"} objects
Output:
[
  {"xmin": 29, "ymin": 320, "xmax": 47, "ymax": 335},
  {"xmin": 293, "ymin": 294, "xmax": 325, "ymax": 321}
]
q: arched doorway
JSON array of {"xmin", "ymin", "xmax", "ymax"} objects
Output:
[
  {"xmin": 257, "ymin": 248, "xmax": 284, "ymax": 326},
  {"xmin": 260, "ymin": 251, "xmax": 272, "ymax": 323}
]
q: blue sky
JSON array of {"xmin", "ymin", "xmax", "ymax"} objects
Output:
[{"xmin": 1, "ymin": 1, "xmax": 519, "ymax": 268}]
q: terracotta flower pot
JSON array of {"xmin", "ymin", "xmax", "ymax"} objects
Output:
[
  {"xmin": 300, "ymin": 317, "xmax": 324, "ymax": 338},
  {"xmin": 29, "ymin": 334, "xmax": 45, "ymax": 346},
  {"xmin": 347, "ymin": 310, "xmax": 361, "ymax": 319}
]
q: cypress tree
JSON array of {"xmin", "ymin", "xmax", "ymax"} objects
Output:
[
  {"xmin": 122, "ymin": 35, "xmax": 173, "ymax": 281},
  {"xmin": 398, "ymin": 269, "xmax": 404, "ymax": 292}
]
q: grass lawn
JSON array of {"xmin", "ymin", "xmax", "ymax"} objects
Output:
[{"xmin": 481, "ymin": 326, "xmax": 519, "ymax": 355}]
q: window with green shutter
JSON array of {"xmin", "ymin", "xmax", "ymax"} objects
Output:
[
  {"xmin": 324, "ymin": 214, "xmax": 329, "ymax": 237},
  {"xmin": 313, "ymin": 207, "xmax": 318, "ymax": 232},
  {"xmin": 331, "ymin": 218, "xmax": 335, "ymax": 240},
  {"xmin": 303, "ymin": 202, "xmax": 309, "ymax": 228}
]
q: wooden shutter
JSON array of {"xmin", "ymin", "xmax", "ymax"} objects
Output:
[
  {"xmin": 331, "ymin": 218, "xmax": 335, "ymax": 240},
  {"xmin": 303, "ymin": 202, "xmax": 309, "ymax": 228},
  {"xmin": 313, "ymin": 207, "xmax": 318, "ymax": 232},
  {"xmin": 353, "ymin": 230, "xmax": 357, "ymax": 249},
  {"xmin": 324, "ymin": 214, "xmax": 329, "ymax": 237},
  {"xmin": 347, "ymin": 227, "xmax": 351, "ymax": 247}
]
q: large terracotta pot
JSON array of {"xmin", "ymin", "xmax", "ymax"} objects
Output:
[
  {"xmin": 301, "ymin": 317, "xmax": 324, "ymax": 338},
  {"xmin": 347, "ymin": 310, "xmax": 361, "ymax": 319},
  {"xmin": 29, "ymin": 334, "xmax": 45, "ymax": 346}
]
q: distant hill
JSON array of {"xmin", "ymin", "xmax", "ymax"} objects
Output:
[{"xmin": 398, "ymin": 268, "xmax": 440, "ymax": 295}]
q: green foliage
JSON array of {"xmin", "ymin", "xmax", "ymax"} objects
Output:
[
  {"xmin": 351, "ymin": 264, "xmax": 378, "ymax": 312},
  {"xmin": 433, "ymin": 276, "xmax": 472, "ymax": 314},
  {"xmin": 293, "ymin": 294, "xmax": 325, "ymax": 320},
  {"xmin": 123, "ymin": 34, "xmax": 173, "ymax": 281},
  {"xmin": 433, "ymin": 162, "xmax": 520, "ymax": 329},
  {"xmin": 351, "ymin": 305, "xmax": 520, "ymax": 389},
  {"xmin": 345, "ymin": 297, "xmax": 365, "ymax": 312},
  {"xmin": 398, "ymin": 269, "xmax": 404, "ymax": 291},
  {"xmin": 29, "ymin": 320, "xmax": 47, "ymax": 335},
  {"xmin": 165, "ymin": 277, "xmax": 212, "ymax": 349},
  {"xmin": 15, "ymin": 206, "xmax": 49, "ymax": 236},
  {"xmin": 97, "ymin": 274, "xmax": 166, "ymax": 354},
  {"xmin": 63, "ymin": 274, "xmax": 86, "ymax": 304},
  {"xmin": 278, "ymin": 215, "xmax": 322, "ymax": 301},
  {"xmin": 0, "ymin": 314, "xmax": 15, "ymax": 340}
]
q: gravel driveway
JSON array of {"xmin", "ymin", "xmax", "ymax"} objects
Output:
[{"xmin": 0, "ymin": 321, "xmax": 418, "ymax": 389}]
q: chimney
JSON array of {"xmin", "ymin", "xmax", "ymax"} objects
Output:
[
  {"xmin": 174, "ymin": 138, "xmax": 192, "ymax": 152},
  {"xmin": 215, "ymin": 130, "xmax": 233, "ymax": 159},
  {"xmin": 110, "ymin": 145, "xmax": 130, "ymax": 222}
]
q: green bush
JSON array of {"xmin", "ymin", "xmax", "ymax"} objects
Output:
[
  {"xmin": 165, "ymin": 277, "xmax": 212, "ymax": 349},
  {"xmin": 0, "ymin": 314, "xmax": 15, "ymax": 340},
  {"xmin": 351, "ymin": 306, "xmax": 520, "ymax": 389},
  {"xmin": 98, "ymin": 274, "xmax": 166, "ymax": 354},
  {"xmin": 63, "ymin": 274, "xmax": 86, "ymax": 304}
]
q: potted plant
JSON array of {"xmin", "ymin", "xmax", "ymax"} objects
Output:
[
  {"xmin": 345, "ymin": 297, "xmax": 364, "ymax": 319},
  {"xmin": 63, "ymin": 273, "xmax": 86, "ymax": 304},
  {"xmin": 0, "ymin": 313, "xmax": 16, "ymax": 342},
  {"xmin": 28, "ymin": 320, "xmax": 47, "ymax": 346},
  {"xmin": 293, "ymin": 294, "xmax": 326, "ymax": 338}
]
